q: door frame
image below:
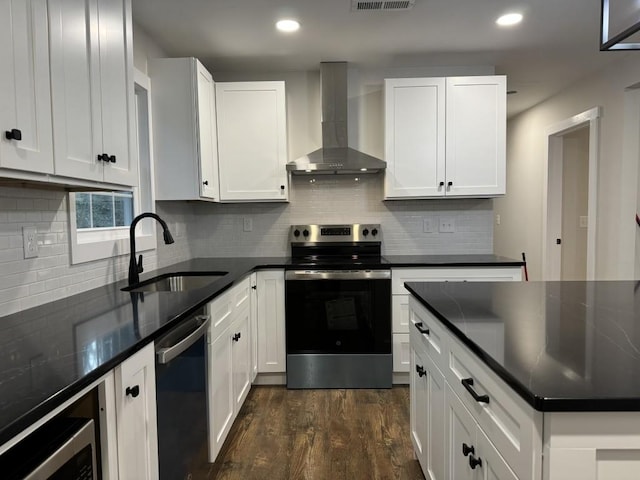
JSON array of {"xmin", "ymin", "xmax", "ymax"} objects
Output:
[{"xmin": 542, "ymin": 107, "xmax": 601, "ymax": 280}]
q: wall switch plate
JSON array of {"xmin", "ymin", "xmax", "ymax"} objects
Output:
[
  {"xmin": 439, "ymin": 217, "xmax": 456, "ymax": 233},
  {"xmin": 243, "ymin": 217, "xmax": 253, "ymax": 232},
  {"xmin": 496, "ymin": 214, "xmax": 501, "ymax": 225},
  {"xmin": 423, "ymin": 218, "xmax": 435, "ymax": 233},
  {"xmin": 23, "ymin": 226, "xmax": 38, "ymax": 258}
]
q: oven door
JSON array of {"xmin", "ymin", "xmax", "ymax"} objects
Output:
[{"xmin": 285, "ymin": 269, "xmax": 392, "ymax": 388}]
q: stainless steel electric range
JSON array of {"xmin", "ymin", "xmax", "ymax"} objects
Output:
[{"xmin": 285, "ymin": 224, "xmax": 392, "ymax": 389}]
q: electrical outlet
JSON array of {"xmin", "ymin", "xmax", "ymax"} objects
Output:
[
  {"xmin": 23, "ymin": 226, "xmax": 38, "ymax": 258},
  {"xmin": 496, "ymin": 214, "xmax": 501, "ymax": 225},
  {"xmin": 439, "ymin": 217, "xmax": 456, "ymax": 233},
  {"xmin": 243, "ymin": 217, "xmax": 253, "ymax": 232},
  {"xmin": 423, "ymin": 218, "xmax": 435, "ymax": 233},
  {"xmin": 579, "ymin": 216, "xmax": 588, "ymax": 228}
]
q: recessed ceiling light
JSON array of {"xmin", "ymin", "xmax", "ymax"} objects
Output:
[
  {"xmin": 276, "ymin": 19, "xmax": 300, "ymax": 32},
  {"xmin": 496, "ymin": 13, "xmax": 523, "ymax": 27}
]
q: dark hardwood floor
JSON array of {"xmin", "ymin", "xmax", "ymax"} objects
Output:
[{"xmin": 191, "ymin": 386, "xmax": 425, "ymax": 480}]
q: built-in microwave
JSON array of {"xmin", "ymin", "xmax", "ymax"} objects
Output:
[{"xmin": 0, "ymin": 417, "xmax": 97, "ymax": 480}]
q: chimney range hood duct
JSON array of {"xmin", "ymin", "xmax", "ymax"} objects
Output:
[{"xmin": 286, "ymin": 62, "xmax": 386, "ymax": 175}]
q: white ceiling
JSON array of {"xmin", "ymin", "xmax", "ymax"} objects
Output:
[{"xmin": 132, "ymin": 0, "xmax": 623, "ymax": 117}]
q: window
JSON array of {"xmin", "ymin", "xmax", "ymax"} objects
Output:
[{"xmin": 68, "ymin": 69, "xmax": 157, "ymax": 264}]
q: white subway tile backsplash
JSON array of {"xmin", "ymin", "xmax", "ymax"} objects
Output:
[{"xmin": 0, "ymin": 176, "xmax": 492, "ymax": 316}]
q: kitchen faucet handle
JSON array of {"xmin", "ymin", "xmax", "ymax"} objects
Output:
[{"xmin": 137, "ymin": 254, "xmax": 144, "ymax": 273}]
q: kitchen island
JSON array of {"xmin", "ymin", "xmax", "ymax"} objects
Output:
[{"xmin": 405, "ymin": 280, "xmax": 640, "ymax": 480}]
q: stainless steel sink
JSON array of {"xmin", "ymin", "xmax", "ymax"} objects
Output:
[{"xmin": 123, "ymin": 272, "xmax": 227, "ymax": 293}]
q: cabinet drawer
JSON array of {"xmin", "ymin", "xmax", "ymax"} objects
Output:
[
  {"xmin": 208, "ymin": 276, "xmax": 251, "ymax": 343},
  {"xmin": 408, "ymin": 298, "xmax": 447, "ymax": 372},
  {"xmin": 446, "ymin": 334, "xmax": 540, "ymax": 480},
  {"xmin": 392, "ymin": 267, "xmax": 522, "ymax": 294},
  {"xmin": 392, "ymin": 333, "xmax": 410, "ymax": 373},
  {"xmin": 392, "ymin": 295, "xmax": 409, "ymax": 333}
]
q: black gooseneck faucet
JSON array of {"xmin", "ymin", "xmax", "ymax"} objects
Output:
[{"xmin": 128, "ymin": 212, "xmax": 175, "ymax": 286}]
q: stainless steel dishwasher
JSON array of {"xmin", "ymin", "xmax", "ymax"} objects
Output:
[{"xmin": 155, "ymin": 311, "xmax": 210, "ymax": 480}]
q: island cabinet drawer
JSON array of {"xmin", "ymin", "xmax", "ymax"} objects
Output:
[
  {"xmin": 392, "ymin": 267, "xmax": 522, "ymax": 295},
  {"xmin": 408, "ymin": 297, "xmax": 447, "ymax": 372},
  {"xmin": 446, "ymin": 335, "xmax": 542, "ymax": 480},
  {"xmin": 208, "ymin": 276, "xmax": 251, "ymax": 343}
]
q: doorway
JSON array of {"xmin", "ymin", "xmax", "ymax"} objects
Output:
[{"xmin": 543, "ymin": 107, "xmax": 601, "ymax": 280}]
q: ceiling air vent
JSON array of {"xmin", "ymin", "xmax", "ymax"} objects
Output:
[{"xmin": 352, "ymin": 0, "xmax": 415, "ymax": 11}]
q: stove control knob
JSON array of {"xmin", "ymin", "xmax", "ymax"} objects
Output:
[
  {"xmin": 362, "ymin": 228, "xmax": 369, "ymax": 237},
  {"xmin": 293, "ymin": 229, "xmax": 300, "ymax": 238},
  {"xmin": 303, "ymin": 229, "xmax": 309, "ymax": 237},
  {"xmin": 372, "ymin": 228, "xmax": 378, "ymax": 237}
]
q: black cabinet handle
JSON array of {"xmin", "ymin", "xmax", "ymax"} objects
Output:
[
  {"xmin": 461, "ymin": 378, "xmax": 490, "ymax": 404},
  {"xmin": 447, "ymin": 181, "xmax": 453, "ymax": 187},
  {"xmin": 280, "ymin": 185, "xmax": 285, "ymax": 190},
  {"xmin": 232, "ymin": 332, "xmax": 241, "ymax": 342},
  {"xmin": 97, "ymin": 153, "xmax": 108, "ymax": 162},
  {"xmin": 414, "ymin": 322, "xmax": 429, "ymax": 335},
  {"xmin": 469, "ymin": 454, "xmax": 482, "ymax": 470},
  {"xmin": 251, "ymin": 285, "xmax": 257, "ymax": 290},
  {"xmin": 462, "ymin": 443, "xmax": 474, "ymax": 457},
  {"xmin": 5, "ymin": 129, "xmax": 22, "ymax": 141},
  {"xmin": 203, "ymin": 180, "xmax": 209, "ymax": 186},
  {"xmin": 108, "ymin": 154, "xmax": 116, "ymax": 163},
  {"xmin": 125, "ymin": 385, "xmax": 140, "ymax": 398},
  {"xmin": 439, "ymin": 181, "xmax": 444, "ymax": 187},
  {"xmin": 415, "ymin": 365, "xmax": 426, "ymax": 377}
]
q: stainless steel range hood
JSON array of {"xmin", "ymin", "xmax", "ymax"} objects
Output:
[{"xmin": 286, "ymin": 62, "xmax": 386, "ymax": 175}]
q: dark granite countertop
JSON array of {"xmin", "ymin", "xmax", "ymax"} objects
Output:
[
  {"xmin": 405, "ymin": 281, "xmax": 640, "ymax": 412},
  {"xmin": 0, "ymin": 254, "xmax": 521, "ymax": 448}
]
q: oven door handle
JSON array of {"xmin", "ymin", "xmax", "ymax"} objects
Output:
[
  {"xmin": 156, "ymin": 315, "xmax": 210, "ymax": 364},
  {"xmin": 285, "ymin": 270, "xmax": 391, "ymax": 281}
]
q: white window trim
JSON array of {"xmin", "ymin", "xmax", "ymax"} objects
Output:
[{"xmin": 69, "ymin": 69, "xmax": 157, "ymax": 264}]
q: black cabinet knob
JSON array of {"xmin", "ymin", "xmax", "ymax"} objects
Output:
[
  {"xmin": 447, "ymin": 181, "xmax": 453, "ymax": 187},
  {"xmin": 203, "ymin": 180, "xmax": 209, "ymax": 186},
  {"xmin": 462, "ymin": 443, "xmax": 474, "ymax": 457},
  {"xmin": 416, "ymin": 365, "xmax": 426, "ymax": 377},
  {"xmin": 108, "ymin": 155, "xmax": 116, "ymax": 163},
  {"xmin": 469, "ymin": 455, "xmax": 482, "ymax": 470},
  {"xmin": 362, "ymin": 228, "xmax": 369, "ymax": 236},
  {"xmin": 439, "ymin": 181, "xmax": 444, "ymax": 187},
  {"xmin": 5, "ymin": 129, "xmax": 22, "ymax": 141},
  {"xmin": 97, "ymin": 153, "xmax": 108, "ymax": 162},
  {"xmin": 280, "ymin": 185, "xmax": 285, "ymax": 190},
  {"xmin": 232, "ymin": 332, "xmax": 241, "ymax": 342},
  {"xmin": 251, "ymin": 285, "xmax": 257, "ymax": 290},
  {"xmin": 125, "ymin": 385, "xmax": 140, "ymax": 398}
]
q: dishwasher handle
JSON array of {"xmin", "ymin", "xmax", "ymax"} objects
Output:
[{"xmin": 156, "ymin": 314, "xmax": 210, "ymax": 364}]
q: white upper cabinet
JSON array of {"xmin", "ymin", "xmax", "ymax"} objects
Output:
[
  {"xmin": 0, "ymin": 0, "xmax": 54, "ymax": 174},
  {"xmin": 384, "ymin": 78, "xmax": 445, "ymax": 198},
  {"xmin": 215, "ymin": 81, "xmax": 288, "ymax": 202},
  {"xmin": 384, "ymin": 75, "xmax": 506, "ymax": 199},
  {"xmin": 150, "ymin": 57, "xmax": 220, "ymax": 201},
  {"xmin": 445, "ymin": 76, "xmax": 506, "ymax": 197},
  {"xmin": 49, "ymin": 0, "xmax": 137, "ymax": 186}
]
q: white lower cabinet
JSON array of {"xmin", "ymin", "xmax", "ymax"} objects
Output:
[
  {"xmin": 206, "ymin": 276, "xmax": 253, "ymax": 462},
  {"xmin": 409, "ymin": 296, "xmax": 540, "ymax": 480},
  {"xmin": 113, "ymin": 342, "xmax": 159, "ymax": 480},
  {"xmin": 410, "ymin": 333, "xmax": 445, "ymax": 480},
  {"xmin": 446, "ymin": 382, "xmax": 518, "ymax": 480},
  {"xmin": 392, "ymin": 267, "xmax": 521, "ymax": 378},
  {"xmin": 256, "ymin": 270, "xmax": 286, "ymax": 374}
]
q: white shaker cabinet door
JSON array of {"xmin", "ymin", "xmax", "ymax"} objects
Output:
[
  {"xmin": 216, "ymin": 81, "xmax": 288, "ymax": 202},
  {"xmin": 384, "ymin": 78, "xmax": 446, "ymax": 199},
  {"xmin": 114, "ymin": 343, "xmax": 159, "ymax": 480},
  {"xmin": 0, "ymin": 0, "xmax": 53, "ymax": 174},
  {"xmin": 256, "ymin": 270, "xmax": 286, "ymax": 373},
  {"xmin": 196, "ymin": 62, "xmax": 220, "ymax": 199},
  {"xmin": 445, "ymin": 76, "xmax": 506, "ymax": 197},
  {"xmin": 98, "ymin": 0, "xmax": 136, "ymax": 186}
]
